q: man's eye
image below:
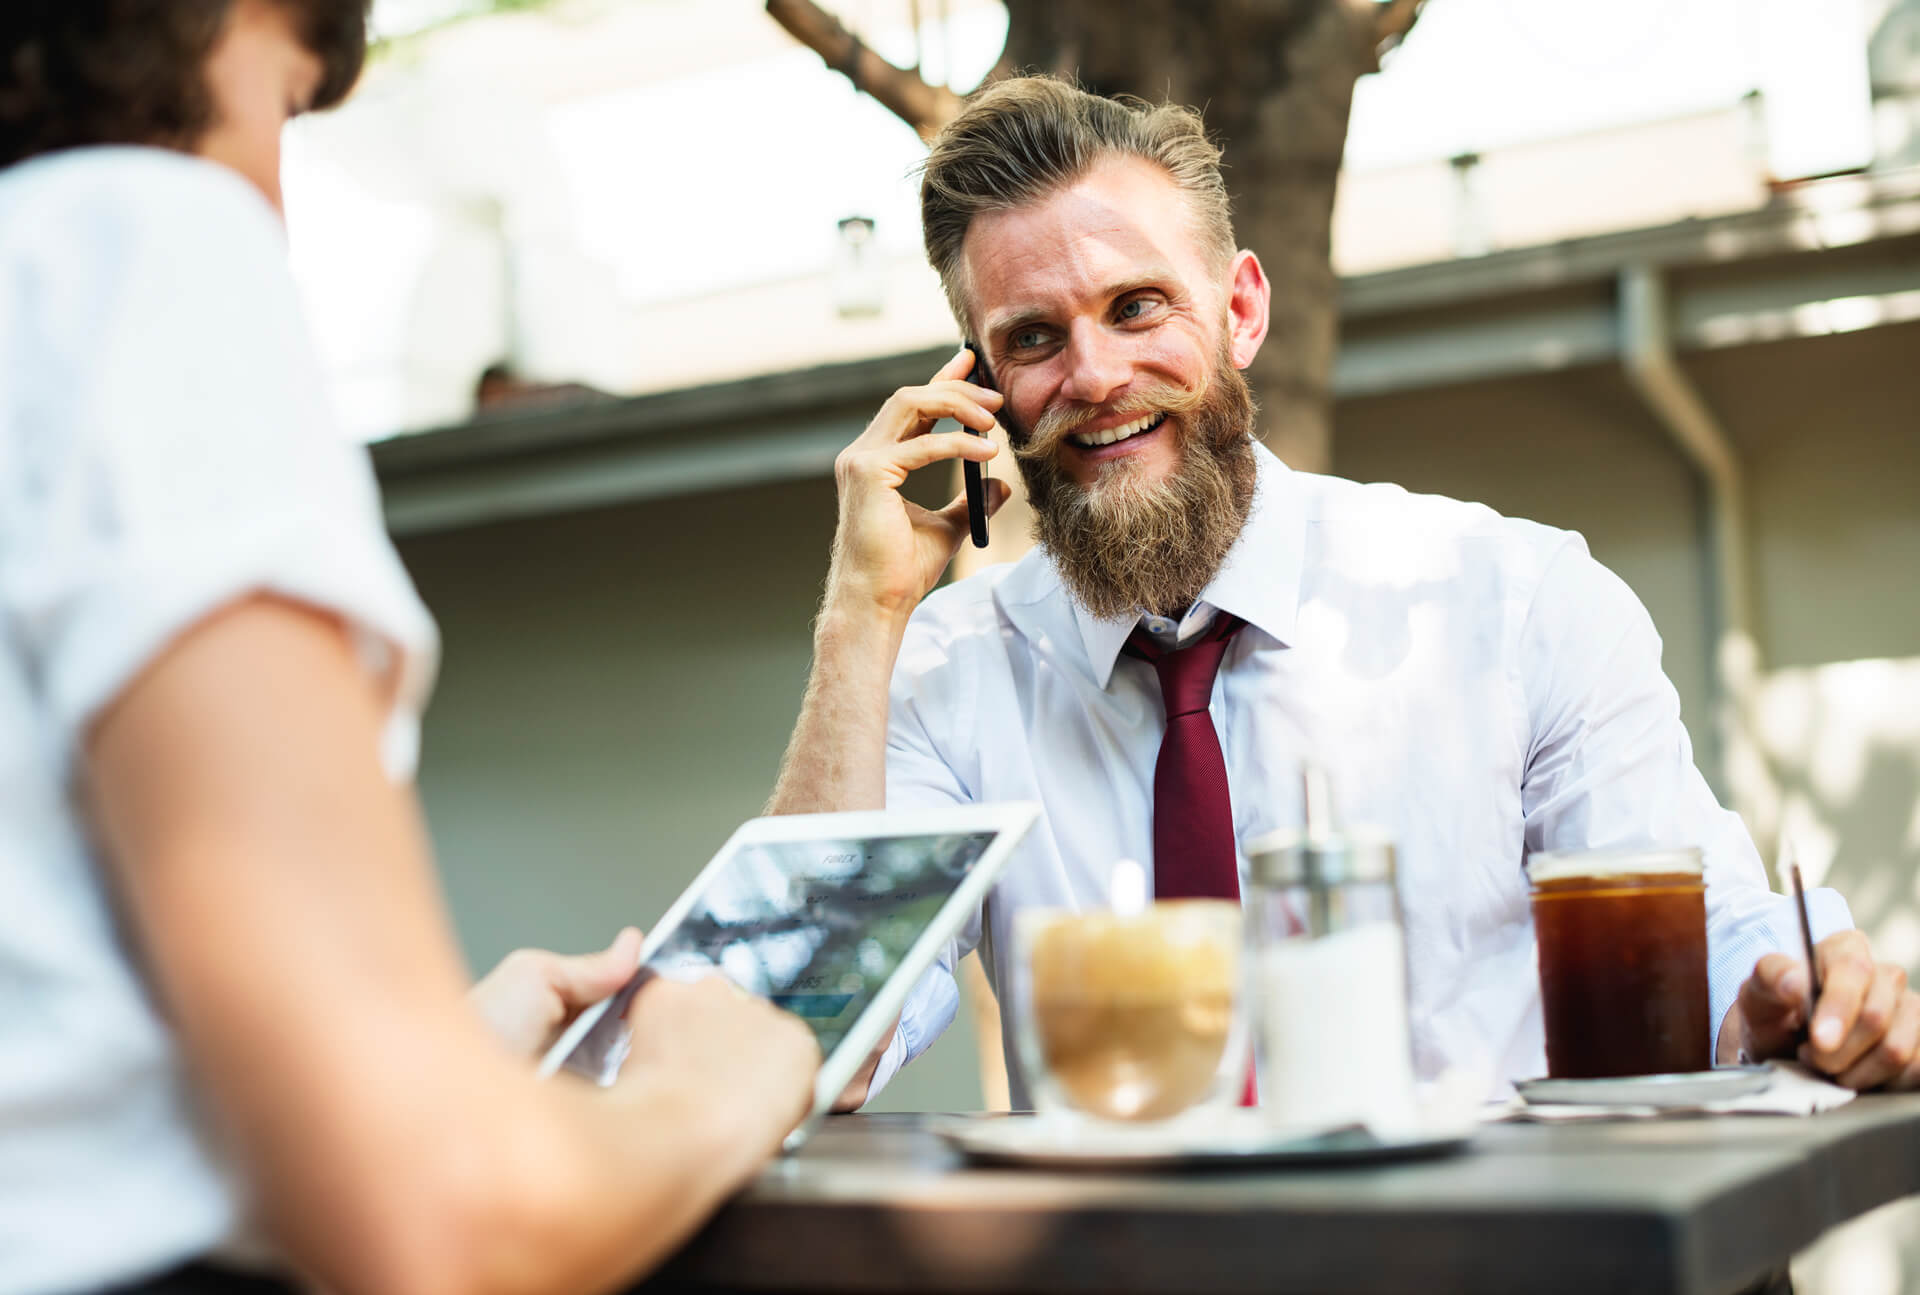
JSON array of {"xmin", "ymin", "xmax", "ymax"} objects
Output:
[
  {"xmin": 1118, "ymin": 297, "xmax": 1158, "ymax": 321},
  {"xmin": 1011, "ymin": 329, "xmax": 1047, "ymax": 350}
]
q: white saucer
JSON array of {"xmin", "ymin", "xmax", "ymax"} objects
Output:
[
  {"xmin": 937, "ymin": 1108, "xmax": 1474, "ymax": 1170},
  {"xmin": 1515, "ymin": 1065, "xmax": 1773, "ymax": 1108}
]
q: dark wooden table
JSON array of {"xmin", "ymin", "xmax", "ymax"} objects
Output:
[{"xmin": 643, "ymin": 1099, "xmax": 1920, "ymax": 1295}]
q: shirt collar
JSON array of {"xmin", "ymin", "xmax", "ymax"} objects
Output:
[{"xmin": 1066, "ymin": 441, "xmax": 1305, "ymax": 688}]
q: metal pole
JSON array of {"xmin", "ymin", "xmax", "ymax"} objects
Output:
[{"xmin": 1618, "ymin": 264, "xmax": 1758, "ymax": 798}]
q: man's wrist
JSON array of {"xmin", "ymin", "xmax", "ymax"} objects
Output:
[
  {"xmin": 1716, "ymin": 1002, "xmax": 1746, "ymax": 1065},
  {"xmin": 816, "ymin": 584, "xmax": 915, "ymax": 647}
]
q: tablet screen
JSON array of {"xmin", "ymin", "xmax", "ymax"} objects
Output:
[{"xmin": 554, "ymin": 828, "xmax": 1001, "ymax": 1084}]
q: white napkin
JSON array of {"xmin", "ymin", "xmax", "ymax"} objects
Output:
[{"xmin": 1492, "ymin": 1062, "xmax": 1856, "ymax": 1123}]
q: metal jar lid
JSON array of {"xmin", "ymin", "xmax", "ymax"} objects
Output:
[{"xmin": 1245, "ymin": 825, "xmax": 1397, "ymax": 889}]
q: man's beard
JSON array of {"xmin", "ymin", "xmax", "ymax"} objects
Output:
[{"xmin": 1013, "ymin": 346, "xmax": 1259, "ymax": 622}]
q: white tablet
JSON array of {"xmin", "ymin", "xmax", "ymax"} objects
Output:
[{"xmin": 536, "ymin": 803, "xmax": 1040, "ymax": 1148}]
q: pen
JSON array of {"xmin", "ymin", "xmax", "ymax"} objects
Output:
[{"xmin": 1789, "ymin": 853, "xmax": 1823, "ymax": 1035}]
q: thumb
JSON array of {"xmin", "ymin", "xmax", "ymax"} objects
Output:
[
  {"xmin": 549, "ymin": 927, "xmax": 644, "ymax": 1010},
  {"xmin": 930, "ymin": 491, "xmax": 977, "ymax": 544},
  {"xmin": 1739, "ymin": 953, "xmax": 1811, "ymax": 1062},
  {"xmin": 1749, "ymin": 952, "xmax": 1812, "ymax": 1017},
  {"xmin": 933, "ymin": 478, "xmax": 1013, "ymax": 536}
]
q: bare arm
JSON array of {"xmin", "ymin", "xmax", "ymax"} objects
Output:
[
  {"xmin": 767, "ymin": 348, "xmax": 1006, "ymax": 815},
  {"xmin": 770, "ymin": 601, "xmax": 907, "ymax": 813},
  {"xmin": 89, "ymin": 596, "xmax": 819, "ymax": 1295}
]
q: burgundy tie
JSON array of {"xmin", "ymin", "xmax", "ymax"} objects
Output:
[
  {"xmin": 1126, "ymin": 615, "xmax": 1246, "ymax": 900},
  {"xmin": 1127, "ymin": 615, "xmax": 1255, "ymax": 1106}
]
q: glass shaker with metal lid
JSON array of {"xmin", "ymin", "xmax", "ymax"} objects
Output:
[{"xmin": 1243, "ymin": 766, "xmax": 1418, "ymax": 1131}]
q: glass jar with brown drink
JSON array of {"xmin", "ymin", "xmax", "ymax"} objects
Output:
[{"xmin": 1526, "ymin": 848, "xmax": 1709, "ymax": 1078}]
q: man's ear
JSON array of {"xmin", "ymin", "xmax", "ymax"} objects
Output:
[{"xmin": 1225, "ymin": 249, "xmax": 1270, "ymax": 369}]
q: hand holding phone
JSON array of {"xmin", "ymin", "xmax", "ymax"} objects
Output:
[
  {"xmin": 960, "ymin": 341, "xmax": 993, "ymax": 549},
  {"xmin": 816, "ymin": 346, "xmax": 1001, "ymax": 616}
]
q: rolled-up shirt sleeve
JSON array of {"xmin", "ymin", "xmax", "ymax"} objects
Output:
[
  {"xmin": 1516, "ymin": 533, "xmax": 1849, "ymax": 1051},
  {"xmin": 0, "ymin": 152, "xmax": 436, "ymax": 781}
]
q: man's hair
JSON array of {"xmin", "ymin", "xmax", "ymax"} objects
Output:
[
  {"xmin": 918, "ymin": 75, "xmax": 1235, "ymax": 330},
  {"xmin": 0, "ymin": 1, "xmax": 370, "ymax": 169}
]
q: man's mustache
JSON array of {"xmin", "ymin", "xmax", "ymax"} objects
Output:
[{"xmin": 1013, "ymin": 379, "xmax": 1211, "ymax": 464}]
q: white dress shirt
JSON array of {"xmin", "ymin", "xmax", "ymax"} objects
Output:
[
  {"xmin": 870, "ymin": 442, "xmax": 1848, "ymax": 1105},
  {"xmin": 0, "ymin": 148, "xmax": 437, "ymax": 1292}
]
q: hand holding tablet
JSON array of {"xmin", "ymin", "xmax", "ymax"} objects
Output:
[{"xmin": 540, "ymin": 804, "xmax": 1040, "ymax": 1148}]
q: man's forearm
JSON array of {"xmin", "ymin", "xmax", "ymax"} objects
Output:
[{"xmin": 767, "ymin": 596, "xmax": 909, "ymax": 814}]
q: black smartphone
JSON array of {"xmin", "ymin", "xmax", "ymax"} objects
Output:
[{"xmin": 960, "ymin": 341, "xmax": 992, "ymax": 549}]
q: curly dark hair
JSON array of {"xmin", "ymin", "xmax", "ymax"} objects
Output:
[{"xmin": 0, "ymin": 0, "xmax": 370, "ymax": 169}]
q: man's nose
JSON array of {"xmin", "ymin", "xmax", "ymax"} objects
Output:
[{"xmin": 1057, "ymin": 322, "xmax": 1130, "ymax": 406}]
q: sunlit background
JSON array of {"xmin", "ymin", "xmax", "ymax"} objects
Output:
[
  {"xmin": 283, "ymin": 3, "xmax": 1920, "ymax": 1290},
  {"xmin": 287, "ymin": 0, "xmax": 1892, "ymax": 439}
]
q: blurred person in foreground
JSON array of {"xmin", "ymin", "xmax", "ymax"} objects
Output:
[
  {"xmin": 770, "ymin": 75, "xmax": 1920, "ymax": 1107},
  {"xmin": 0, "ymin": 3, "xmax": 817, "ymax": 1293}
]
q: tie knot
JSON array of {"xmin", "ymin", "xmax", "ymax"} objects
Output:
[{"xmin": 1131, "ymin": 617, "xmax": 1243, "ymax": 719}]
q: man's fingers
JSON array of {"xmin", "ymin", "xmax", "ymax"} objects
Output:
[
  {"xmin": 837, "ymin": 431, "xmax": 998, "ymax": 499},
  {"xmin": 1895, "ymin": 1032, "xmax": 1920, "ymax": 1092},
  {"xmin": 932, "ymin": 346, "xmax": 1006, "ymax": 397},
  {"xmin": 865, "ymin": 385, "xmax": 1003, "ymax": 447},
  {"xmin": 885, "ymin": 429, "xmax": 1001, "ymax": 476},
  {"xmin": 1820, "ymin": 961, "xmax": 1908, "ymax": 1075},
  {"xmin": 903, "ymin": 387, "xmax": 1002, "ymax": 436},
  {"xmin": 984, "ymin": 477, "xmax": 1013, "ymax": 516},
  {"xmin": 831, "ymin": 1019, "xmax": 898, "ymax": 1112},
  {"xmin": 1808, "ymin": 930, "xmax": 1875, "ymax": 1057},
  {"xmin": 935, "ymin": 346, "xmax": 974, "ymax": 383},
  {"xmin": 1836, "ymin": 986, "xmax": 1920, "ymax": 1090}
]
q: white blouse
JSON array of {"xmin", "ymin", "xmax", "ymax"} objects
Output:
[{"xmin": 0, "ymin": 147, "xmax": 437, "ymax": 1293}]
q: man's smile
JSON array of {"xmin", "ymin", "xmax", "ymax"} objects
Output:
[{"xmin": 1066, "ymin": 411, "xmax": 1170, "ymax": 459}]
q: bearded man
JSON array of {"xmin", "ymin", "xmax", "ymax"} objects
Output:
[{"xmin": 770, "ymin": 75, "xmax": 1920, "ymax": 1108}]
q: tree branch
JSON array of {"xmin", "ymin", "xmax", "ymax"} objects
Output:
[
  {"xmin": 766, "ymin": 0, "xmax": 965, "ymax": 141},
  {"xmin": 1371, "ymin": 0, "xmax": 1426, "ymax": 67}
]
